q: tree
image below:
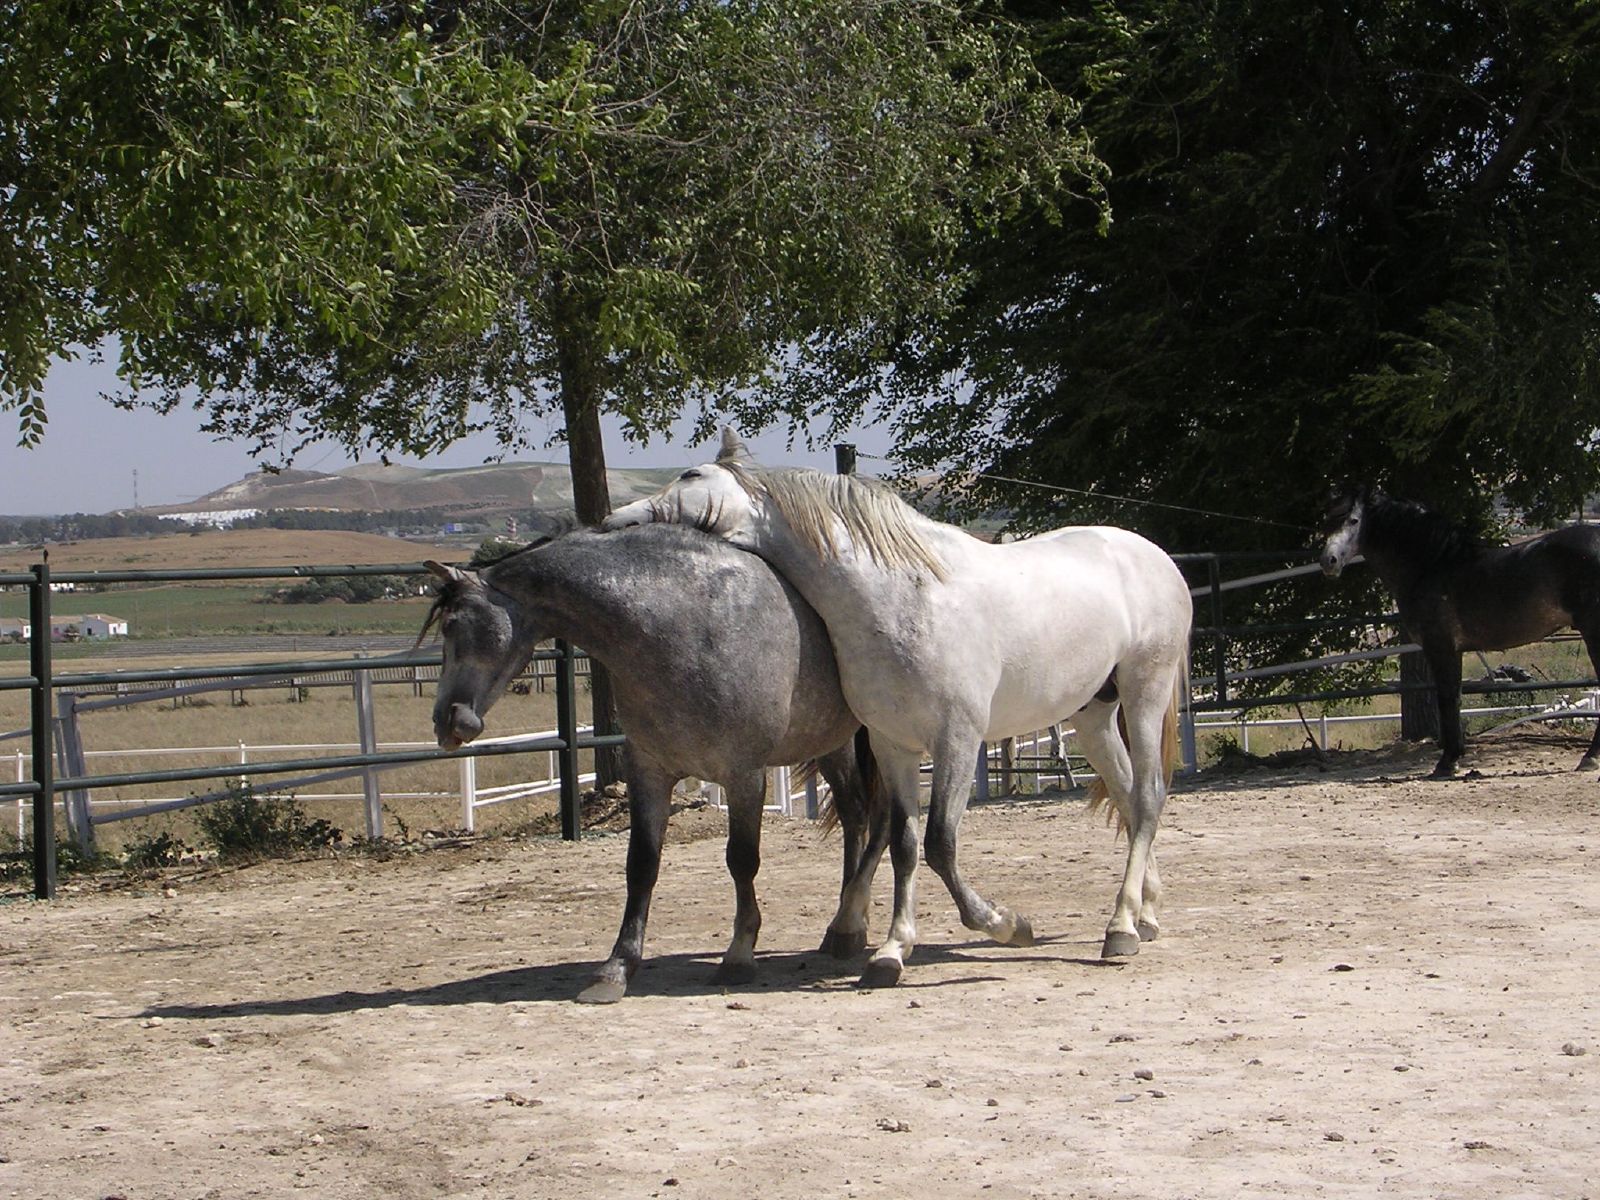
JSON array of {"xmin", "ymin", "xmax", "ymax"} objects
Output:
[
  {"xmin": 8, "ymin": 2, "xmax": 1106, "ymax": 781},
  {"xmin": 0, "ymin": 1, "xmax": 561, "ymax": 444},
  {"xmin": 877, "ymin": 1, "xmax": 1600, "ymax": 546},
  {"xmin": 95, "ymin": 3, "xmax": 1106, "ymax": 523}
]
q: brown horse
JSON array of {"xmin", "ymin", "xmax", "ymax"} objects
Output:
[{"xmin": 1319, "ymin": 486, "xmax": 1600, "ymax": 777}]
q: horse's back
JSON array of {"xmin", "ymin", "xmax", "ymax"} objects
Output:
[
  {"xmin": 564, "ymin": 526, "xmax": 856, "ymax": 768},
  {"xmin": 997, "ymin": 524, "xmax": 1192, "ymax": 635}
]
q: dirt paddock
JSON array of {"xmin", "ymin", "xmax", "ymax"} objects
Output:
[{"xmin": 3, "ymin": 732, "xmax": 1596, "ymax": 1199}]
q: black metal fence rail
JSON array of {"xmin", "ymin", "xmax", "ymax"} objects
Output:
[{"xmin": 3, "ymin": 560, "xmax": 618, "ymax": 901}]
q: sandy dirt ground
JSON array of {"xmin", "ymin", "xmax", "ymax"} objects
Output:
[{"xmin": 2, "ymin": 731, "xmax": 1596, "ymax": 1200}]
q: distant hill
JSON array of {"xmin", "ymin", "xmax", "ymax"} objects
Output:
[{"xmin": 140, "ymin": 461, "xmax": 683, "ymax": 521}]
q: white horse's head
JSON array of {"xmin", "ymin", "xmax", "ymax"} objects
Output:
[
  {"xmin": 604, "ymin": 428, "xmax": 760, "ymax": 543},
  {"xmin": 1318, "ymin": 488, "xmax": 1366, "ymax": 578}
]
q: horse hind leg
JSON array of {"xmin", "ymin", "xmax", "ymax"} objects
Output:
[
  {"xmin": 858, "ymin": 746, "xmax": 924, "ymax": 988},
  {"xmin": 817, "ymin": 737, "xmax": 887, "ymax": 959},
  {"xmin": 711, "ymin": 769, "xmax": 767, "ymax": 986},
  {"xmin": 1074, "ymin": 698, "xmax": 1165, "ymax": 958},
  {"xmin": 1578, "ymin": 625, "xmax": 1600, "ymax": 771}
]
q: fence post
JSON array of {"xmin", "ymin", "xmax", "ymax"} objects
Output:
[
  {"xmin": 352, "ymin": 666, "xmax": 383, "ymax": 839},
  {"xmin": 460, "ymin": 754, "xmax": 477, "ymax": 833},
  {"xmin": 555, "ymin": 639, "xmax": 582, "ymax": 840},
  {"xmin": 1207, "ymin": 556, "xmax": 1228, "ymax": 707},
  {"xmin": 834, "ymin": 443, "xmax": 857, "ymax": 476},
  {"xmin": 55, "ymin": 692, "xmax": 93, "ymax": 853},
  {"xmin": 974, "ymin": 741, "xmax": 990, "ymax": 802},
  {"xmin": 29, "ymin": 560, "xmax": 56, "ymax": 899}
]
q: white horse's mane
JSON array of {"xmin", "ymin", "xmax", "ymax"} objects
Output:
[{"xmin": 722, "ymin": 461, "xmax": 948, "ymax": 581}]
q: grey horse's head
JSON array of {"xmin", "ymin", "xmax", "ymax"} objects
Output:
[{"xmin": 420, "ymin": 561, "xmax": 528, "ymax": 749}]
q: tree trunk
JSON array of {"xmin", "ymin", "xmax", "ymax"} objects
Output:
[
  {"xmin": 554, "ymin": 296, "xmax": 625, "ymax": 790},
  {"xmin": 1398, "ymin": 648, "xmax": 1439, "ymax": 743}
]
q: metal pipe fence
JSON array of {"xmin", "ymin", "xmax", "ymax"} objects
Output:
[{"xmin": 2, "ymin": 560, "xmax": 621, "ymax": 899}]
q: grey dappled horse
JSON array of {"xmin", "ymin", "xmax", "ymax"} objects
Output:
[
  {"xmin": 1320, "ymin": 485, "xmax": 1600, "ymax": 777},
  {"xmin": 423, "ymin": 524, "xmax": 885, "ymax": 1003}
]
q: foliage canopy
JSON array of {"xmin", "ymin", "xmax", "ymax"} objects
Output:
[{"xmin": 877, "ymin": 0, "xmax": 1600, "ymax": 548}]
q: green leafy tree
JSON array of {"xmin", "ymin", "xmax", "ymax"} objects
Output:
[
  {"xmin": 860, "ymin": 1, "xmax": 1600, "ymax": 700},
  {"xmin": 0, "ymin": 1, "xmax": 556, "ymax": 443},
  {"xmin": 10, "ymin": 2, "xmax": 1105, "ymax": 779},
  {"xmin": 879, "ymin": 0, "xmax": 1600, "ymax": 541}
]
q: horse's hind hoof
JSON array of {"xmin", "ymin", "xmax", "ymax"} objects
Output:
[
  {"xmin": 1137, "ymin": 920, "xmax": 1160, "ymax": 943},
  {"xmin": 1430, "ymin": 761, "xmax": 1458, "ymax": 780},
  {"xmin": 1001, "ymin": 913, "xmax": 1035, "ymax": 948},
  {"xmin": 858, "ymin": 956, "xmax": 903, "ymax": 989},
  {"xmin": 576, "ymin": 976, "xmax": 628, "ymax": 1005},
  {"xmin": 820, "ymin": 927, "xmax": 868, "ymax": 959},
  {"xmin": 711, "ymin": 959, "xmax": 758, "ymax": 986},
  {"xmin": 1577, "ymin": 756, "xmax": 1600, "ymax": 773},
  {"xmin": 1101, "ymin": 931, "xmax": 1140, "ymax": 959}
]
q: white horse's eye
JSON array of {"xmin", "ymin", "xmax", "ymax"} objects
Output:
[{"xmin": 679, "ymin": 469, "xmax": 702, "ymax": 481}]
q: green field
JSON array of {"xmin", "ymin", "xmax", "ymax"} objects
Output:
[{"xmin": 0, "ymin": 583, "xmax": 434, "ymax": 646}]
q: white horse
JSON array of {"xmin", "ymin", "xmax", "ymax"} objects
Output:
[{"xmin": 605, "ymin": 431, "xmax": 1192, "ymax": 985}]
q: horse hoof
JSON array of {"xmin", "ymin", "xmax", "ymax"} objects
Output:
[
  {"xmin": 1430, "ymin": 761, "xmax": 1457, "ymax": 780},
  {"xmin": 1137, "ymin": 920, "xmax": 1160, "ymax": 943},
  {"xmin": 1002, "ymin": 913, "xmax": 1035, "ymax": 948},
  {"xmin": 576, "ymin": 976, "xmax": 628, "ymax": 1005},
  {"xmin": 820, "ymin": 927, "xmax": 868, "ymax": 959},
  {"xmin": 858, "ymin": 956, "xmax": 903, "ymax": 989},
  {"xmin": 1578, "ymin": 756, "xmax": 1600, "ymax": 773},
  {"xmin": 1101, "ymin": 931, "xmax": 1141, "ymax": 959},
  {"xmin": 711, "ymin": 959, "xmax": 758, "ymax": 986}
]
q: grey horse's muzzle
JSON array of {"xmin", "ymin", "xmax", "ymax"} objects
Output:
[{"xmin": 435, "ymin": 703, "xmax": 484, "ymax": 750}]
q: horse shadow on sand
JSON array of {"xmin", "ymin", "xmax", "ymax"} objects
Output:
[{"xmin": 136, "ymin": 935, "xmax": 1120, "ymax": 1021}]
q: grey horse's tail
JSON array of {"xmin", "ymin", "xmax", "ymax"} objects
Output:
[{"xmin": 813, "ymin": 728, "xmax": 888, "ymax": 839}]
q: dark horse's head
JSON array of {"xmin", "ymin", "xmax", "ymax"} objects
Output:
[
  {"xmin": 1318, "ymin": 486, "xmax": 1369, "ymax": 578},
  {"xmin": 418, "ymin": 561, "xmax": 530, "ymax": 750}
]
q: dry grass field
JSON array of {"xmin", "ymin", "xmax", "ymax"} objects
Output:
[
  {"xmin": 0, "ymin": 527, "xmax": 471, "ymax": 574},
  {"xmin": 0, "ymin": 650, "xmax": 595, "ymax": 854}
]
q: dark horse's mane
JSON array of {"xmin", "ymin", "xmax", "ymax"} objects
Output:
[{"xmin": 1364, "ymin": 491, "xmax": 1490, "ymax": 568}]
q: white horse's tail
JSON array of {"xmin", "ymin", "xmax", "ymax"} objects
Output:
[{"xmin": 1086, "ymin": 660, "xmax": 1189, "ymax": 836}]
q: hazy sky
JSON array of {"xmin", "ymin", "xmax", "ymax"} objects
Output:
[{"xmin": 2, "ymin": 352, "xmax": 893, "ymax": 516}]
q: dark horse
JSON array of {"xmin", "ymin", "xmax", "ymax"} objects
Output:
[
  {"xmin": 421, "ymin": 523, "xmax": 887, "ymax": 1003},
  {"xmin": 1319, "ymin": 486, "xmax": 1600, "ymax": 777}
]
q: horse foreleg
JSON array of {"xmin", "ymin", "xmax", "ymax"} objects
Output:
[
  {"xmin": 921, "ymin": 734, "xmax": 1035, "ymax": 950},
  {"xmin": 858, "ymin": 747, "xmax": 923, "ymax": 987},
  {"xmin": 712, "ymin": 769, "xmax": 767, "ymax": 986},
  {"xmin": 578, "ymin": 758, "xmax": 673, "ymax": 1004}
]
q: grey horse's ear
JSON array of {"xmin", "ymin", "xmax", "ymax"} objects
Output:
[
  {"xmin": 425, "ymin": 560, "xmax": 464, "ymax": 581},
  {"xmin": 717, "ymin": 427, "xmax": 752, "ymax": 464}
]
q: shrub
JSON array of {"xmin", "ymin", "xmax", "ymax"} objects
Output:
[
  {"xmin": 122, "ymin": 830, "xmax": 189, "ymax": 871},
  {"xmin": 195, "ymin": 785, "xmax": 342, "ymax": 861}
]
